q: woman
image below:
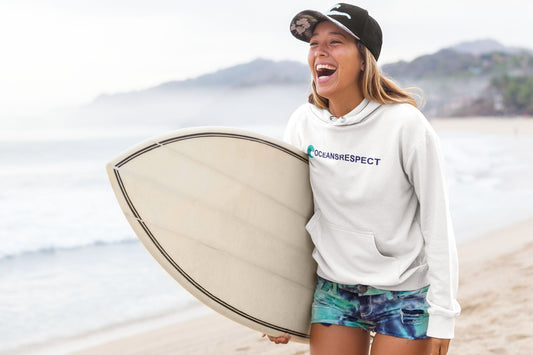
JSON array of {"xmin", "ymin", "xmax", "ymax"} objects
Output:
[{"xmin": 264, "ymin": 3, "xmax": 460, "ymax": 355}]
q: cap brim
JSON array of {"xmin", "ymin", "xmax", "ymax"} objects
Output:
[{"xmin": 290, "ymin": 10, "xmax": 360, "ymax": 43}]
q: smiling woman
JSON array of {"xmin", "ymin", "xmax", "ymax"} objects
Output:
[
  {"xmin": 303, "ymin": 20, "xmax": 419, "ymax": 117},
  {"xmin": 307, "ymin": 21, "xmax": 366, "ymax": 117},
  {"xmin": 265, "ymin": 3, "xmax": 461, "ymax": 355}
]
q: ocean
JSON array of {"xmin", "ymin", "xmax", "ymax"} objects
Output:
[{"xmin": 2, "ymin": 109, "xmax": 533, "ymax": 354}]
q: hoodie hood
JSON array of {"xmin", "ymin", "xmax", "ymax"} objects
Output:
[{"xmin": 309, "ymin": 99, "xmax": 382, "ymax": 126}]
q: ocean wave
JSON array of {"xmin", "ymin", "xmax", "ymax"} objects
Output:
[{"xmin": 0, "ymin": 237, "xmax": 138, "ymax": 261}]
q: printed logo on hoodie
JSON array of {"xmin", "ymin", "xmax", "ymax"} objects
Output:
[
  {"xmin": 307, "ymin": 145, "xmax": 315, "ymax": 158},
  {"xmin": 307, "ymin": 145, "xmax": 381, "ymax": 166}
]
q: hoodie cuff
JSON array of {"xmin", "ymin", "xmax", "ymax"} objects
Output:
[{"xmin": 427, "ymin": 314, "xmax": 456, "ymax": 339}]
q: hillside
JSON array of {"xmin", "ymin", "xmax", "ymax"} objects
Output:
[
  {"xmin": 155, "ymin": 58, "xmax": 309, "ymax": 89},
  {"xmin": 93, "ymin": 58, "xmax": 310, "ymax": 105},
  {"xmin": 382, "ymin": 46, "xmax": 533, "ymax": 116},
  {"xmin": 90, "ymin": 40, "xmax": 533, "ymax": 118}
]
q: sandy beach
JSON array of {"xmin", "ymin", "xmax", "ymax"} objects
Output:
[
  {"xmin": 62, "ymin": 118, "xmax": 533, "ymax": 355},
  {"xmin": 65, "ymin": 217, "xmax": 532, "ymax": 355}
]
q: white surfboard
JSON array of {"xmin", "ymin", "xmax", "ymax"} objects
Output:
[{"xmin": 106, "ymin": 127, "xmax": 316, "ymax": 343}]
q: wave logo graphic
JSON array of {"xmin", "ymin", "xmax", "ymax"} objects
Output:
[
  {"xmin": 327, "ymin": 4, "xmax": 352, "ymax": 19},
  {"xmin": 307, "ymin": 145, "xmax": 315, "ymax": 158}
]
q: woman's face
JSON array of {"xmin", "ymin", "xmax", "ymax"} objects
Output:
[{"xmin": 307, "ymin": 21, "xmax": 364, "ymax": 102}]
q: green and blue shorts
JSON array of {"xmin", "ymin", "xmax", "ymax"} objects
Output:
[{"xmin": 312, "ymin": 276, "xmax": 430, "ymax": 340}]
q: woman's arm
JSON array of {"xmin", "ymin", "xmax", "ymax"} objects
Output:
[{"xmin": 405, "ymin": 121, "xmax": 461, "ymax": 339}]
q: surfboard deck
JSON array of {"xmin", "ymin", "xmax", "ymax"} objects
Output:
[{"xmin": 106, "ymin": 127, "xmax": 316, "ymax": 343}]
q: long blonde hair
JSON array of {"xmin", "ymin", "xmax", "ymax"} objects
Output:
[{"xmin": 309, "ymin": 41, "xmax": 422, "ymax": 109}]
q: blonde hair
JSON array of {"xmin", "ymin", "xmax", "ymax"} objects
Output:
[{"xmin": 309, "ymin": 41, "xmax": 423, "ymax": 109}]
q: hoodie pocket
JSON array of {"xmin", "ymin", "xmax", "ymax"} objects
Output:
[{"xmin": 306, "ymin": 212, "xmax": 397, "ymax": 279}]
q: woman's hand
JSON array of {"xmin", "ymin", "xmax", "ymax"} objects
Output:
[
  {"xmin": 431, "ymin": 338, "xmax": 450, "ymax": 355},
  {"xmin": 262, "ymin": 333, "xmax": 291, "ymax": 344}
]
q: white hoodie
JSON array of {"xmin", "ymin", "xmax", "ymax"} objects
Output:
[{"xmin": 284, "ymin": 99, "xmax": 460, "ymax": 339}]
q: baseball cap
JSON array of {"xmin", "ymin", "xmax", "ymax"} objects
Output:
[{"xmin": 290, "ymin": 3, "xmax": 383, "ymax": 61}]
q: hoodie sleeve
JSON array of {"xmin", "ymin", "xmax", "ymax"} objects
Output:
[{"xmin": 404, "ymin": 122, "xmax": 461, "ymax": 339}]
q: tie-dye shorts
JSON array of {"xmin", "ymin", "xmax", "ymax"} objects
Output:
[{"xmin": 311, "ymin": 276, "xmax": 430, "ymax": 340}]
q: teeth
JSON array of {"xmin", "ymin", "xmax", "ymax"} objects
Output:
[
  {"xmin": 316, "ymin": 64, "xmax": 337, "ymax": 80},
  {"xmin": 316, "ymin": 64, "xmax": 336, "ymax": 71}
]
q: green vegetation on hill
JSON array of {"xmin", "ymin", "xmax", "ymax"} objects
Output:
[
  {"xmin": 383, "ymin": 50, "xmax": 533, "ymax": 79},
  {"xmin": 491, "ymin": 75, "xmax": 533, "ymax": 114},
  {"xmin": 383, "ymin": 49, "xmax": 533, "ymax": 117}
]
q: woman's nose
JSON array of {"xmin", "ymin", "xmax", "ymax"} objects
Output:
[{"xmin": 315, "ymin": 44, "xmax": 328, "ymax": 57}]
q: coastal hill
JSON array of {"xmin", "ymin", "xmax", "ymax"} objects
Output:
[
  {"xmin": 382, "ymin": 39, "xmax": 533, "ymax": 116},
  {"xmin": 90, "ymin": 39, "xmax": 533, "ymax": 121}
]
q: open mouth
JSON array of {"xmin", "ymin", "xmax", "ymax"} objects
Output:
[{"xmin": 316, "ymin": 64, "xmax": 337, "ymax": 80}]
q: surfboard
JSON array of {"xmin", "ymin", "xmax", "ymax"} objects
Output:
[{"xmin": 106, "ymin": 126, "xmax": 316, "ymax": 343}]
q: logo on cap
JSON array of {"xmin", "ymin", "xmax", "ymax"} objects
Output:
[{"xmin": 327, "ymin": 4, "xmax": 352, "ymax": 19}]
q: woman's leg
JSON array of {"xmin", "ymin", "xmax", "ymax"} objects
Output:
[
  {"xmin": 310, "ymin": 323, "xmax": 371, "ymax": 355},
  {"xmin": 370, "ymin": 333, "xmax": 431, "ymax": 355}
]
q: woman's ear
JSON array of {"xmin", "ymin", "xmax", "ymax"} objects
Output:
[{"xmin": 361, "ymin": 61, "xmax": 365, "ymax": 71}]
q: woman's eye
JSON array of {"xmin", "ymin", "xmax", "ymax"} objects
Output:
[{"xmin": 310, "ymin": 42, "xmax": 318, "ymax": 47}]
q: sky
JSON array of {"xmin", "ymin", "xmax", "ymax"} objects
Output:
[{"xmin": 1, "ymin": 0, "xmax": 532, "ymax": 116}]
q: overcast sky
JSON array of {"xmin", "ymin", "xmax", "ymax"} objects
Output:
[{"xmin": 1, "ymin": 0, "xmax": 532, "ymax": 115}]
